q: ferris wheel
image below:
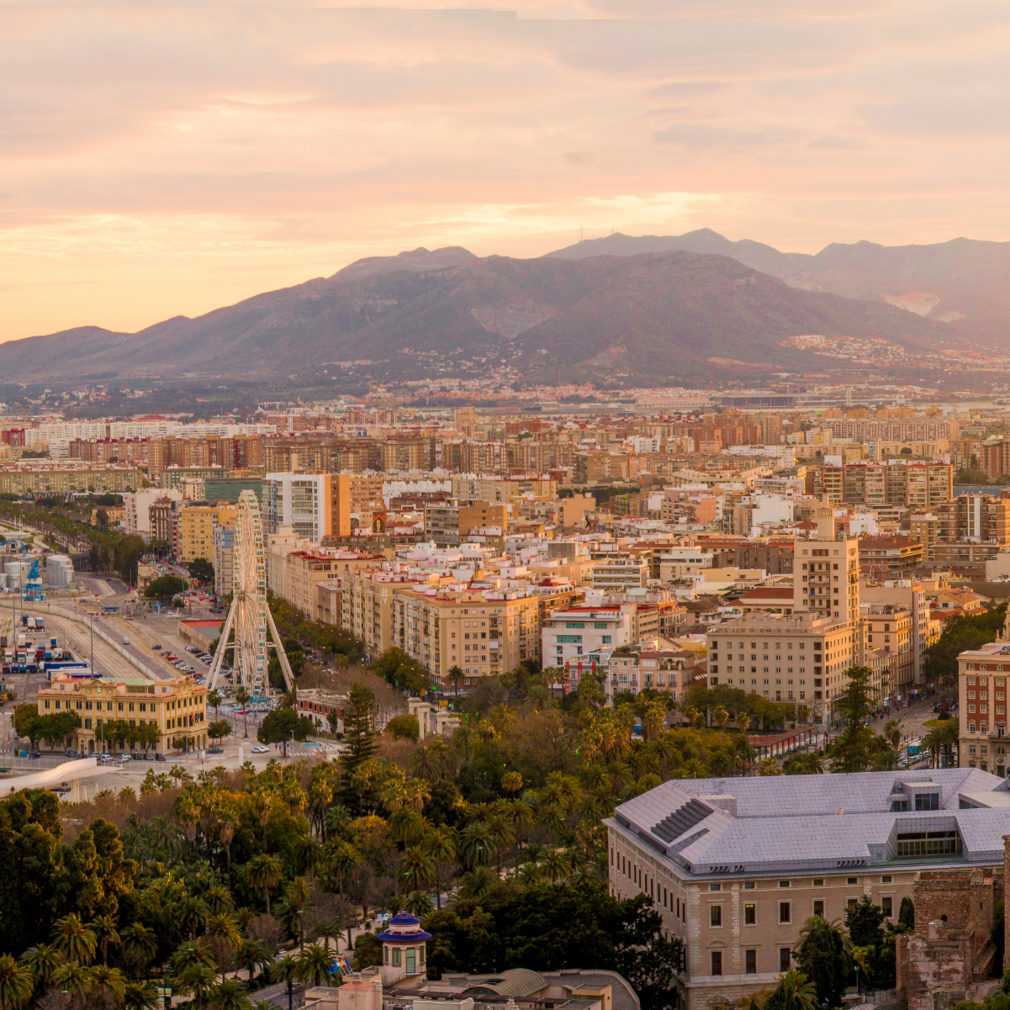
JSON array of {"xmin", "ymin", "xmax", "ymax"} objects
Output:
[{"xmin": 208, "ymin": 491, "xmax": 293, "ymax": 696}]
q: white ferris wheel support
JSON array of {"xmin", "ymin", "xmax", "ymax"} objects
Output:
[{"xmin": 208, "ymin": 491, "xmax": 294, "ymax": 696}]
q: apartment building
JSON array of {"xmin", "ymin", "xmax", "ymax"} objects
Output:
[
  {"xmin": 792, "ymin": 523, "xmax": 860, "ymax": 624},
  {"xmin": 450, "ymin": 475, "xmax": 558, "ymax": 503},
  {"xmin": 424, "ymin": 500, "xmax": 508, "ymax": 547},
  {"xmin": 37, "ymin": 674, "xmax": 208, "ymax": 754},
  {"xmin": 706, "ymin": 611, "xmax": 862, "ymax": 716},
  {"xmin": 123, "ymin": 488, "xmax": 183, "ymax": 535},
  {"xmin": 809, "ymin": 461, "xmax": 952, "ymax": 508},
  {"xmin": 391, "ymin": 586, "xmax": 542, "ymax": 684},
  {"xmin": 861, "ymin": 603, "xmax": 913, "ymax": 702},
  {"xmin": 861, "ymin": 579, "xmax": 930, "ymax": 689},
  {"xmin": 958, "ymin": 636, "xmax": 1010, "ymax": 776},
  {"xmin": 263, "ymin": 472, "xmax": 352, "ymax": 541},
  {"xmin": 175, "ymin": 503, "xmax": 238, "ymax": 564},
  {"xmin": 0, "ymin": 466, "xmax": 143, "ymax": 494},
  {"xmin": 858, "ymin": 536, "xmax": 924, "ymax": 576},
  {"xmin": 606, "ymin": 638, "xmax": 697, "ymax": 701},
  {"xmin": 591, "ymin": 548, "xmax": 649, "ymax": 591},
  {"xmin": 607, "ymin": 769, "xmax": 1006, "ymax": 1010},
  {"xmin": 542, "ymin": 604, "xmax": 637, "ymax": 671},
  {"xmin": 213, "ymin": 523, "xmax": 235, "ymax": 596}
]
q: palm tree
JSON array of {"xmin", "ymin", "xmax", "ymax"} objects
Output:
[
  {"xmin": 52, "ymin": 913, "xmax": 98, "ymax": 965},
  {"xmin": 294, "ymin": 944, "xmax": 332, "ymax": 987},
  {"xmin": 206, "ymin": 912, "xmax": 243, "ymax": 961},
  {"xmin": 541, "ymin": 848, "xmax": 572, "ymax": 883},
  {"xmin": 175, "ymin": 963, "xmax": 217, "ymax": 1010},
  {"xmin": 765, "ymin": 970, "xmax": 819, "ymax": 1010},
  {"xmin": 204, "ymin": 884, "xmax": 235, "ymax": 914},
  {"xmin": 91, "ymin": 914, "xmax": 122, "ymax": 965},
  {"xmin": 235, "ymin": 687, "xmax": 251, "ymax": 737},
  {"xmin": 90, "ymin": 964, "xmax": 128, "ymax": 1005},
  {"xmin": 235, "ymin": 938, "xmax": 271, "ymax": 985},
  {"xmin": 446, "ymin": 665, "xmax": 465, "ymax": 698},
  {"xmin": 51, "ymin": 962, "xmax": 93, "ymax": 1000},
  {"xmin": 124, "ymin": 980, "xmax": 161, "ymax": 1010},
  {"xmin": 319, "ymin": 839, "xmax": 361, "ymax": 898},
  {"xmin": 458, "ymin": 866, "xmax": 496, "ymax": 900},
  {"xmin": 423, "ymin": 826, "xmax": 456, "ymax": 908},
  {"xmin": 209, "ymin": 979, "xmax": 254, "ymax": 1010},
  {"xmin": 247, "ymin": 852, "xmax": 283, "ymax": 914},
  {"xmin": 208, "ymin": 690, "xmax": 223, "ymax": 720},
  {"xmin": 20, "ymin": 943, "xmax": 61, "ymax": 989},
  {"xmin": 270, "ymin": 955, "xmax": 300, "ymax": 1010},
  {"xmin": 121, "ymin": 923, "xmax": 159, "ymax": 976},
  {"xmin": 0, "ymin": 956, "xmax": 32, "ymax": 1010},
  {"xmin": 403, "ymin": 890, "xmax": 435, "ymax": 917},
  {"xmin": 397, "ymin": 845, "xmax": 436, "ymax": 894}
]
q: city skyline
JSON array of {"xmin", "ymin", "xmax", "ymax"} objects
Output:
[{"xmin": 2, "ymin": 0, "xmax": 1009, "ymax": 342}]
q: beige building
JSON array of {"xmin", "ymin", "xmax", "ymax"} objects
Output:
[
  {"xmin": 608, "ymin": 769, "xmax": 1007, "ymax": 1010},
  {"xmin": 706, "ymin": 611, "xmax": 862, "ymax": 720},
  {"xmin": 792, "ymin": 506, "xmax": 860, "ymax": 624},
  {"xmin": 391, "ymin": 586, "xmax": 542, "ymax": 685},
  {"xmin": 450, "ymin": 475, "xmax": 558, "ymax": 503},
  {"xmin": 0, "ymin": 466, "xmax": 143, "ymax": 494},
  {"xmin": 37, "ymin": 674, "xmax": 209, "ymax": 754},
  {"xmin": 175, "ymin": 503, "xmax": 238, "ymax": 563}
]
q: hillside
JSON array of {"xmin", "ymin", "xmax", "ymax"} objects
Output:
[
  {"xmin": 0, "ymin": 247, "xmax": 951, "ymax": 384},
  {"xmin": 550, "ymin": 230, "xmax": 1010, "ymax": 337}
]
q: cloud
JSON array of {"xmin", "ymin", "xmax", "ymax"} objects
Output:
[
  {"xmin": 0, "ymin": 0, "xmax": 1010, "ymax": 341},
  {"xmin": 654, "ymin": 123, "xmax": 805, "ymax": 148}
]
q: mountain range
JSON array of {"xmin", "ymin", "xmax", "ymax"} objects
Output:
[{"xmin": 3, "ymin": 230, "xmax": 1006, "ymax": 385}]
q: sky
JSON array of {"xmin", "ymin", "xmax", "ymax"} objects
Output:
[{"xmin": 2, "ymin": 0, "xmax": 1010, "ymax": 341}]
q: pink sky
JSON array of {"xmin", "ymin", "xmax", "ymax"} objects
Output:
[{"xmin": 2, "ymin": 0, "xmax": 1009, "ymax": 341}]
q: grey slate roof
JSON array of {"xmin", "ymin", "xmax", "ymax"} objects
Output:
[{"xmin": 608, "ymin": 768, "xmax": 1010, "ymax": 878}]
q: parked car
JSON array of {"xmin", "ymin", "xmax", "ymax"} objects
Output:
[
  {"xmin": 207, "ymin": 746, "xmax": 223, "ymax": 755},
  {"xmin": 251, "ymin": 745, "xmax": 268, "ymax": 754},
  {"xmin": 152, "ymin": 644, "xmax": 162, "ymax": 650}
]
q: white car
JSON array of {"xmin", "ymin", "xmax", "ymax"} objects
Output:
[
  {"xmin": 251, "ymin": 745, "xmax": 268, "ymax": 754},
  {"xmin": 122, "ymin": 638, "xmax": 130, "ymax": 645}
]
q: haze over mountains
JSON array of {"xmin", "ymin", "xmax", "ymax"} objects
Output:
[{"xmin": 4, "ymin": 230, "xmax": 1007, "ymax": 384}]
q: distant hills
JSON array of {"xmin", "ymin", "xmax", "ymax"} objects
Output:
[{"xmin": 3, "ymin": 229, "xmax": 1007, "ymax": 384}]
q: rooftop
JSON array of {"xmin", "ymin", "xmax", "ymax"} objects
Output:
[{"xmin": 608, "ymin": 768, "xmax": 1010, "ymax": 879}]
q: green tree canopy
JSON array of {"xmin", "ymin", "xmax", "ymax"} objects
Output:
[{"xmin": 144, "ymin": 575, "xmax": 189, "ymax": 605}]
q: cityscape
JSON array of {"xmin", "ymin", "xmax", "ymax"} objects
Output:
[{"xmin": 5, "ymin": 3, "xmax": 1010, "ymax": 1010}]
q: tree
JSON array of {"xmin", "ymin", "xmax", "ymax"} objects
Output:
[
  {"xmin": 447, "ymin": 665, "xmax": 465, "ymax": 698},
  {"xmin": 235, "ymin": 687, "xmax": 251, "ymax": 738},
  {"xmin": 385, "ymin": 714, "xmax": 420, "ymax": 742},
  {"xmin": 764, "ymin": 970, "xmax": 819, "ymax": 1010},
  {"xmin": 0, "ymin": 956, "xmax": 33, "ymax": 1010},
  {"xmin": 51, "ymin": 912, "xmax": 97, "ymax": 965},
  {"xmin": 145, "ymin": 575, "xmax": 189, "ymax": 605},
  {"xmin": 209, "ymin": 980, "xmax": 253, "ymax": 1010},
  {"xmin": 294, "ymin": 944, "xmax": 332, "ymax": 987},
  {"xmin": 257, "ymin": 707, "xmax": 314, "ymax": 757},
  {"xmin": 898, "ymin": 897, "xmax": 915, "ymax": 930},
  {"xmin": 270, "ymin": 955, "xmax": 300, "ymax": 1010},
  {"xmin": 758, "ymin": 756, "xmax": 783, "ymax": 776},
  {"xmin": 794, "ymin": 916, "xmax": 849, "ymax": 1009},
  {"xmin": 846, "ymin": 895, "xmax": 886, "ymax": 949},
  {"xmin": 248, "ymin": 853, "xmax": 283, "ymax": 915},
  {"xmin": 339, "ymin": 685, "xmax": 377, "ymax": 813},
  {"xmin": 208, "ymin": 720, "xmax": 233, "ymax": 741},
  {"xmin": 208, "ymin": 690, "xmax": 222, "ymax": 719},
  {"xmin": 188, "ymin": 558, "xmax": 215, "ymax": 585},
  {"xmin": 828, "ymin": 666, "xmax": 896, "ymax": 773}
]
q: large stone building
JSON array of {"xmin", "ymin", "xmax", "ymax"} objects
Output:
[
  {"xmin": 37, "ymin": 674, "xmax": 209, "ymax": 754},
  {"xmin": 607, "ymin": 769, "xmax": 1010, "ymax": 1010}
]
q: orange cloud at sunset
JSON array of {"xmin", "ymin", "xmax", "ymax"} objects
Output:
[{"xmin": 2, "ymin": 0, "xmax": 1010, "ymax": 341}]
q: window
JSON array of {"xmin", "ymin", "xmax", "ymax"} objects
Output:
[
  {"xmin": 896, "ymin": 830, "xmax": 962, "ymax": 859},
  {"xmin": 780, "ymin": 948, "xmax": 791, "ymax": 973},
  {"xmin": 779, "ymin": 901, "xmax": 791, "ymax": 923},
  {"xmin": 915, "ymin": 792, "xmax": 940, "ymax": 811},
  {"xmin": 779, "ymin": 880, "xmax": 790, "ymax": 888},
  {"xmin": 847, "ymin": 898, "xmax": 858, "ymax": 912},
  {"xmin": 813, "ymin": 900, "xmax": 824, "ymax": 918},
  {"xmin": 711, "ymin": 952, "xmax": 722, "ymax": 976},
  {"xmin": 813, "ymin": 879, "xmax": 824, "ymax": 886},
  {"xmin": 881, "ymin": 875, "xmax": 892, "ymax": 883},
  {"xmin": 709, "ymin": 884, "xmax": 721, "ymax": 891},
  {"xmin": 847, "ymin": 877, "xmax": 857, "ymax": 885},
  {"xmin": 882, "ymin": 897, "xmax": 893, "ymax": 918},
  {"xmin": 745, "ymin": 904, "xmax": 756, "ymax": 925},
  {"xmin": 392, "ymin": 949, "xmax": 401, "ymax": 966},
  {"xmin": 744, "ymin": 881, "xmax": 755, "ymax": 889},
  {"xmin": 710, "ymin": 906, "xmax": 722, "ymax": 927},
  {"xmin": 746, "ymin": 950, "xmax": 757, "ymax": 975}
]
